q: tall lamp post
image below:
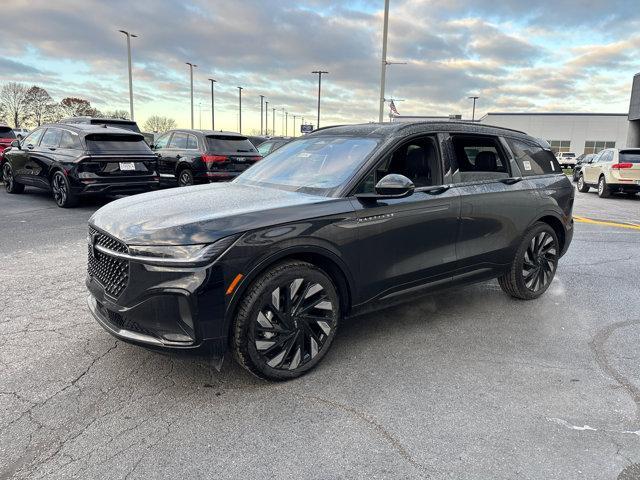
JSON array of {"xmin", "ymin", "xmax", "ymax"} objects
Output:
[
  {"xmin": 208, "ymin": 78, "xmax": 217, "ymax": 130},
  {"xmin": 186, "ymin": 62, "xmax": 197, "ymax": 129},
  {"xmin": 378, "ymin": 0, "xmax": 390, "ymax": 122},
  {"xmin": 118, "ymin": 30, "xmax": 138, "ymax": 121},
  {"xmin": 311, "ymin": 70, "xmax": 328, "ymax": 128},
  {"xmin": 272, "ymin": 108, "xmax": 276, "ymax": 137},
  {"xmin": 292, "ymin": 115, "xmax": 298, "ymax": 137},
  {"xmin": 237, "ymin": 86, "xmax": 243, "ymax": 133},
  {"xmin": 285, "ymin": 111, "xmax": 289, "ymax": 136},
  {"xmin": 468, "ymin": 95, "xmax": 479, "ymax": 122},
  {"xmin": 259, "ymin": 95, "xmax": 265, "ymax": 135},
  {"xmin": 265, "ymin": 100, "xmax": 269, "ymax": 136}
]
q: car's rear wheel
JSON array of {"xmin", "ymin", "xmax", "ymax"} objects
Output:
[
  {"xmin": 498, "ymin": 222, "xmax": 559, "ymax": 300},
  {"xmin": 51, "ymin": 171, "xmax": 78, "ymax": 208},
  {"xmin": 232, "ymin": 260, "xmax": 340, "ymax": 381},
  {"xmin": 3, "ymin": 163, "xmax": 25, "ymax": 194},
  {"xmin": 597, "ymin": 176, "xmax": 611, "ymax": 198},
  {"xmin": 577, "ymin": 174, "xmax": 589, "ymax": 192},
  {"xmin": 177, "ymin": 168, "xmax": 194, "ymax": 187}
]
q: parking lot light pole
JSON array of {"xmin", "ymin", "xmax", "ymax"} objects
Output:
[
  {"xmin": 265, "ymin": 100, "xmax": 269, "ymax": 136},
  {"xmin": 238, "ymin": 86, "xmax": 243, "ymax": 133},
  {"xmin": 272, "ymin": 108, "xmax": 276, "ymax": 136},
  {"xmin": 118, "ymin": 30, "xmax": 138, "ymax": 121},
  {"xmin": 285, "ymin": 111, "xmax": 288, "ymax": 136},
  {"xmin": 292, "ymin": 115, "xmax": 297, "ymax": 137},
  {"xmin": 186, "ymin": 62, "xmax": 197, "ymax": 129},
  {"xmin": 259, "ymin": 95, "xmax": 265, "ymax": 135},
  {"xmin": 312, "ymin": 70, "xmax": 328, "ymax": 128},
  {"xmin": 468, "ymin": 96, "xmax": 479, "ymax": 122},
  {"xmin": 281, "ymin": 108, "xmax": 285, "ymax": 135},
  {"xmin": 208, "ymin": 78, "xmax": 217, "ymax": 130},
  {"xmin": 378, "ymin": 0, "xmax": 390, "ymax": 122}
]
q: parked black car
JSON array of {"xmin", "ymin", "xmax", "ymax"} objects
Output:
[
  {"xmin": 572, "ymin": 153, "xmax": 595, "ymax": 181},
  {"xmin": 59, "ymin": 116, "xmax": 141, "ymax": 132},
  {"xmin": 256, "ymin": 136, "xmax": 293, "ymax": 156},
  {"xmin": 246, "ymin": 135, "xmax": 268, "ymax": 148},
  {"xmin": 152, "ymin": 129, "xmax": 261, "ymax": 186},
  {"xmin": 87, "ymin": 121, "xmax": 574, "ymax": 380},
  {"xmin": 3, "ymin": 124, "xmax": 158, "ymax": 207}
]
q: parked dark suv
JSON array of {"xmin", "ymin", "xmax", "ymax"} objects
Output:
[
  {"xmin": 87, "ymin": 121, "xmax": 574, "ymax": 380},
  {"xmin": 152, "ymin": 129, "xmax": 261, "ymax": 186},
  {"xmin": 3, "ymin": 124, "xmax": 158, "ymax": 207}
]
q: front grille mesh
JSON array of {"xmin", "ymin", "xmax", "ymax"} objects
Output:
[{"xmin": 87, "ymin": 227, "xmax": 129, "ymax": 298}]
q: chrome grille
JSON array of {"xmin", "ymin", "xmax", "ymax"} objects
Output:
[{"xmin": 87, "ymin": 227, "xmax": 129, "ymax": 298}]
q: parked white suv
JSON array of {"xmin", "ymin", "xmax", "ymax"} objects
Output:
[
  {"xmin": 556, "ymin": 152, "xmax": 577, "ymax": 168},
  {"xmin": 577, "ymin": 148, "xmax": 640, "ymax": 198}
]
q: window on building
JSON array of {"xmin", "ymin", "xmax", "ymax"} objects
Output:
[
  {"xmin": 548, "ymin": 140, "xmax": 571, "ymax": 154},
  {"xmin": 583, "ymin": 141, "xmax": 615, "ymax": 155}
]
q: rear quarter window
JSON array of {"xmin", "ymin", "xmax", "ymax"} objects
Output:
[
  {"xmin": 508, "ymin": 139, "xmax": 561, "ymax": 176},
  {"xmin": 85, "ymin": 134, "xmax": 151, "ymax": 153}
]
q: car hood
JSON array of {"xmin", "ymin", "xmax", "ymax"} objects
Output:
[{"xmin": 90, "ymin": 182, "xmax": 345, "ymax": 245}]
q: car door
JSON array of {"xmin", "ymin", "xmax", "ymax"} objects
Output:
[
  {"xmin": 165, "ymin": 132, "xmax": 189, "ymax": 177},
  {"xmin": 11, "ymin": 128, "xmax": 44, "ymax": 181},
  {"xmin": 28, "ymin": 127, "xmax": 62, "ymax": 189},
  {"xmin": 582, "ymin": 151, "xmax": 600, "ymax": 183},
  {"xmin": 153, "ymin": 132, "xmax": 173, "ymax": 178},
  {"xmin": 349, "ymin": 134, "xmax": 461, "ymax": 302},
  {"xmin": 446, "ymin": 132, "xmax": 540, "ymax": 275}
]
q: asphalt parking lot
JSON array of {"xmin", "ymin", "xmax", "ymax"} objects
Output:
[{"xmin": 1, "ymin": 185, "xmax": 639, "ymax": 480}]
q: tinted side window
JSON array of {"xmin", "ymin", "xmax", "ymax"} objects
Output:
[
  {"xmin": 186, "ymin": 134, "xmax": 198, "ymax": 150},
  {"xmin": 23, "ymin": 129, "xmax": 45, "ymax": 147},
  {"xmin": 154, "ymin": 133, "xmax": 171, "ymax": 149},
  {"xmin": 450, "ymin": 135, "xmax": 510, "ymax": 183},
  {"xmin": 508, "ymin": 139, "xmax": 560, "ymax": 176},
  {"xmin": 59, "ymin": 131, "xmax": 81, "ymax": 149},
  {"xmin": 40, "ymin": 128, "xmax": 62, "ymax": 148},
  {"xmin": 169, "ymin": 132, "xmax": 188, "ymax": 149}
]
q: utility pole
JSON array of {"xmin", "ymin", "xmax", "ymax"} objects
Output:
[
  {"xmin": 468, "ymin": 96, "xmax": 479, "ymax": 122},
  {"xmin": 265, "ymin": 100, "xmax": 269, "ymax": 136},
  {"xmin": 312, "ymin": 70, "xmax": 328, "ymax": 128},
  {"xmin": 118, "ymin": 30, "xmax": 138, "ymax": 121},
  {"xmin": 292, "ymin": 115, "xmax": 297, "ymax": 137},
  {"xmin": 378, "ymin": 0, "xmax": 390, "ymax": 122},
  {"xmin": 281, "ymin": 107, "xmax": 285, "ymax": 135},
  {"xmin": 208, "ymin": 78, "xmax": 217, "ymax": 130},
  {"xmin": 285, "ymin": 111, "xmax": 288, "ymax": 136},
  {"xmin": 272, "ymin": 108, "xmax": 276, "ymax": 136},
  {"xmin": 259, "ymin": 95, "xmax": 265, "ymax": 135},
  {"xmin": 238, "ymin": 86, "xmax": 243, "ymax": 133},
  {"xmin": 186, "ymin": 62, "xmax": 197, "ymax": 129}
]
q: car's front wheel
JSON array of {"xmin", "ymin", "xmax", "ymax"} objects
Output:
[
  {"xmin": 3, "ymin": 163, "xmax": 25, "ymax": 194},
  {"xmin": 232, "ymin": 260, "xmax": 340, "ymax": 380},
  {"xmin": 498, "ymin": 222, "xmax": 559, "ymax": 300},
  {"xmin": 577, "ymin": 174, "xmax": 589, "ymax": 192},
  {"xmin": 51, "ymin": 171, "xmax": 78, "ymax": 208}
]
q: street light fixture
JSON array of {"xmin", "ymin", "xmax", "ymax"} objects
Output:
[
  {"xmin": 208, "ymin": 78, "xmax": 217, "ymax": 130},
  {"xmin": 238, "ymin": 87, "xmax": 243, "ymax": 133},
  {"xmin": 186, "ymin": 62, "xmax": 197, "ymax": 129},
  {"xmin": 311, "ymin": 70, "xmax": 328, "ymax": 128},
  {"xmin": 468, "ymin": 96, "xmax": 479, "ymax": 122},
  {"xmin": 118, "ymin": 30, "xmax": 138, "ymax": 121}
]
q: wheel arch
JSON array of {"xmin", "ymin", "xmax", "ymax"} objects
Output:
[{"xmin": 534, "ymin": 214, "xmax": 566, "ymax": 252}]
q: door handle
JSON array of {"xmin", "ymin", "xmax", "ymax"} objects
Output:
[
  {"xmin": 424, "ymin": 185, "xmax": 450, "ymax": 195},
  {"xmin": 48, "ymin": 147, "xmax": 56, "ymax": 151},
  {"xmin": 499, "ymin": 177, "xmax": 523, "ymax": 185},
  {"xmin": 175, "ymin": 154, "xmax": 182, "ymax": 160}
]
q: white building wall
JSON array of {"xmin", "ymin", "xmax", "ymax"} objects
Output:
[{"xmin": 479, "ymin": 114, "xmax": 629, "ymax": 153}]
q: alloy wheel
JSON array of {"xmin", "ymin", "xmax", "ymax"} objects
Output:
[
  {"xmin": 598, "ymin": 178, "xmax": 604, "ymax": 195},
  {"xmin": 577, "ymin": 176, "xmax": 584, "ymax": 190},
  {"xmin": 52, "ymin": 173, "xmax": 67, "ymax": 206},
  {"xmin": 178, "ymin": 171, "xmax": 193, "ymax": 186},
  {"xmin": 522, "ymin": 231, "xmax": 557, "ymax": 292},
  {"xmin": 253, "ymin": 278, "xmax": 336, "ymax": 371},
  {"xmin": 3, "ymin": 164, "xmax": 13, "ymax": 191}
]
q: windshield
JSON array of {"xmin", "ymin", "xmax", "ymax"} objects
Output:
[{"xmin": 235, "ymin": 136, "xmax": 380, "ymax": 196}]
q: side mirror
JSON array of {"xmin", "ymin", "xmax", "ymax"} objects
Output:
[
  {"xmin": 149, "ymin": 144, "xmax": 155, "ymax": 149},
  {"xmin": 356, "ymin": 174, "xmax": 415, "ymax": 201},
  {"xmin": 10, "ymin": 139, "xmax": 20, "ymax": 149}
]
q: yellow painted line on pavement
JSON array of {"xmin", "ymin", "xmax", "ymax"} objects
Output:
[{"xmin": 574, "ymin": 216, "xmax": 640, "ymax": 231}]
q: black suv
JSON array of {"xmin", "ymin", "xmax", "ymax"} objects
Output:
[
  {"xmin": 3, "ymin": 124, "xmax": 158, "ymax": 207},
  {"xmin": 87, "ymin": 122, "xmax": 574, "ymax": 380},
  {"xmin": 152, "ymin": 129, "xmax": 261, "ymax": 186}
]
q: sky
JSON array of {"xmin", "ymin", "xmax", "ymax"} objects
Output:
[{"xmin": 0, "ymin": 0, "xmax": 638, "ymax": 133}]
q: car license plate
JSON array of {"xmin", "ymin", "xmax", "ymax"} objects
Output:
[{"xmin": 119, "ymin": 162, "xmax": 136, "ymax": 171}]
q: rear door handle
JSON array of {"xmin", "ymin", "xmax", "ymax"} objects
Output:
[
  {"xmin": 175, "ymin": 154, "xmax": 182, "ymax": 160},
  {"xmin": 500, "ymin": 177, "xmax": 523, "ymax": 185}
]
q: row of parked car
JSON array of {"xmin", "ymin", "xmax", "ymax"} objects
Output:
[
  {"xmin": 0, "ymin": 116, "xmax": 294, "ymax": 207},
  {"xmin": 572, "ymin": 149, "xmax": 640, "ymax": 197}
]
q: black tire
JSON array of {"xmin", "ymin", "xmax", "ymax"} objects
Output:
[
  {"xmin": 3, "ymin": 163, "xmax": 25, "ymax": 194},
  {"xmin": 232, "ymin": 260, "xmax": 340, "ymax": 381},
  {"xmin": 577, "ymin": 174, "xmax": 590, "ymax": 193},
  {"xmin": 498, "ymin": 222, "xmax": 559, "ymax": 300},
  {"xmin": 177, "ymin": 168, "xmax": 194, "ymax": 187},
  {"xmin": 597, "ymin": 175, "xmax": 611, "ymax": 198},
  {"xmin": 51, "ymin": 171, "xmax": 78, "ymax": 208}
]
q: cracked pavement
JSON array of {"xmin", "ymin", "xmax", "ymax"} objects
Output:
[{"xmin": 1, "ymin": 186, "xmax": 639, "ymax": 479}]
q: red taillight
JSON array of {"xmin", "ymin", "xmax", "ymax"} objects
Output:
[
  {"xmin": 202, "ymin": 155, "xmax": 228, "ymax": 163},
  {"xmin": 250, "ymin": 156, "xmax": 262, "ymax": 162},
  {"xmin": 611, "ymin": 163, "xmax": 633, "ymax": 169}
]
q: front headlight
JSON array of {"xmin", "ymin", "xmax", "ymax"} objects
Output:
[{"xmin": 127, "ymin": 235, "xmax": 239, "ymax": 267}]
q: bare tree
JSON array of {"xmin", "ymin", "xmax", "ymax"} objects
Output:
[
  {"xmin": 0, "ymin": 82, "xmax": 29, "ymax": 128},
  {"xmin": 59, "ymin": 97, "xmax": 101, "ymax": 117},
  {"xmin": 24, "ymin": 86, "xmax": 57, "ymax": 127},
  {"xmin": 103, "ymin": 109, "xmax": 130, "ymax": 120},
  {"xmin": 143, "ymin": 115, "xmax": 177, "ymax": 133}
]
